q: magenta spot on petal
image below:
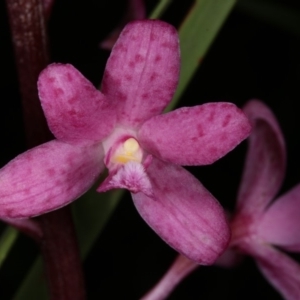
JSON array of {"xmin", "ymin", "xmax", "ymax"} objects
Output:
[
  {"xmin": 26, "ymin": 153, "xmax": 33, "ymax": 161},
  {"xmin": 197, "ymin": 125, "xmax": 205, "ymax": 137},
  {"xmin": 47, "ymin": 168, "xmax": 56, "ymax": 176},
  {"xmin": 135, "ymin": 54, "xmax": 144, "ymax": 63},
  {"xmin": 68, "ymin": 109, "xmax": 78, "ymax": 116},
  {"xmin": 129, "ymin": 60, "xmax": 135, "ymax": 68},
  {"xmin": 122, "ymin": 26, "xmax": 131, "ymax": 35},
  {"xmin": 208, "ymin": 111, "xmax": 216, "ymax": 122},
  {"xmin": 23, "ymin": 188, "xmax": 31, "ymax": 195},
  {"xmin": 125, "ymin": 74, "xmax": 132, "ymax": 81},
  {"xmin": 154, "ymin": 55, "xmax": 162, "ymax": 62},
  {"xmin": 209, "ymin": 146, "xmax": 218, "ymax": 156},
  {"xmin": 156, "ymin": 163, "xmax": 164, "ymax": 171},
  {"xmin": 117, "ymin": 92, "xmax": 127, "ymax": 101},
  {"xmin": 55, "ymin": 179, "xmax": 62, "ymax": 186},
  {"xmin": 114, "ymin": 78, "xmax": 121, "ymax": 86},
  {"xmin": 153, "ymin": 88, "xmax": 163, "ymax": 95},
  {"xmin": 222, "ymin": 114, "xmax": 232, "ymax": 127},
  {"xmin": 66, "ymin": 72, "xmax": 73, "ymax": 82},
  {"xmin": 141, "ymin": 93, "xmax": 149, "ymax": 100},
  {"xmin": 47, "ymin": 76, "xmax": 55, "ymax": 83},
  {"xmin": 133, "ymin": 117, "xmax": 142, "ymax": 123},
  {"xmin": 67, "ymin": 154, "xmax": 75, "ymax": 165},
  {"xmin": 150, "ymin": 73, "xmax": 158, "ymax": 82},
  {"xmin": 68, "ymin": 96, "xmax": 77, "ymax": 105},
  {"xmin": 149, "ymin": 107, "xmax": 158, "ymax": 113},
  {"xmin": 60, "ymin": 169, "xmax": 67, "ymax": 175},
  {"xmin": 5, "ymin": 208, "xmax": 14, "ymax": 217},
  {"xmin": 114, "ymin": 43, "xmax": 126, "ymax": 52},
  {"xmin": 150, "ymin": 32, "xmax": 158, "ymax": 41},
  {"xmin": 108, "ymin": 54, "xmax": 117, "ymax": 67},
  {"xmin": 54, "ymin": 88, "xmax": 64, "ymax": 97},
  {"xmin": 220, "ymin": 134, "xmax": 228, "ymax": 142}
]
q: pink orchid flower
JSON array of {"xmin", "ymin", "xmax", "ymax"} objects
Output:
[
  {"xmin": 141, "ymin": 100, "xmax": 300, "ymax": 300},
  {"xmin": 0, "ymin": 20, "xmax": 251, "ymax": 264}
]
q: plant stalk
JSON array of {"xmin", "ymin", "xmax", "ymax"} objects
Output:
[{"xmin": 6, "ymin": 0, "xmax": 86, "ymax": 299}]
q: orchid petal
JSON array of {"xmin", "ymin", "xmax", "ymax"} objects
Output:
[
  {"xmin": 254, "ymin": 244, "xmax": 300, "ymax": 300},
  {"xmin": 257, "ymin": 184, "xmax": 300, "ymax": 252},
  {"xmin": 101, "ymin": 20, "xmax": 180, "ymax": 127},
  {"xmin": 38, "ymin": 63, "xmax": 115, "ymax": 144},
  {"xmin": 236, "ymin": 100, "xmax": 286, "ymax": 216},
  {"xmin": 138, "ymin": 103, "xmax": 251, "ymax": 165},
  {"xmin": 132, "ymin": 158, "xmax": 230, "ymax": 264},
  {"xmin": 0, "ymin": 140, "xmax": 104, "ymax": 218}
]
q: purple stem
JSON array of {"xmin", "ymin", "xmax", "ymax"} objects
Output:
[
  {"xmin": 37, "ymin": 208, "xmax": 86, "ymax": 300},
  {"xmin": 5, "ymin": 0, "xmax": 86, "ymax": 299},
  {"xmin": 6, "ymin": 0, "xmax": 52, "ymax": 146}
]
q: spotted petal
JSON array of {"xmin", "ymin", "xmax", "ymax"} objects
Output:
[
  {"xmin": 101, "ymin": 20, "xmax": 180, "ymax": 127},
  {"xmin": 38, "ymin": 64, "xmax": 116, "ymax": 144},
  {"xmin": 132, "ymin": 158, "xmax": 230, "ymax": 264},
  {"xmin": 0, "ymin": 140, "xmax": 104, "ymax": 218},
  {"xmin": 138, "ymin": 103, "xmax": 251, "ymax": 165},
  {"xmin": 236, "ymin": 100, "xmax": 286, "ymax": 216}
]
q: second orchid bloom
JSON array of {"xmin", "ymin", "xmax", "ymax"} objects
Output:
[
  {"xmin": 142, "ymin": 100, "xmax": 300, "ymax": 300},
  {"xmin": 0, "ymin": 20, "xmax": 251, "ymax": 264}
]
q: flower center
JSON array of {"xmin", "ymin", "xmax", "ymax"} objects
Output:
[{"xmin": 112, "ymin": 137, "xmax": 143, "ymax": 164}]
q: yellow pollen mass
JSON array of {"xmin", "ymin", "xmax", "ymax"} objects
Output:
[
  {"xmin": 113, "ymin": 138, "xmax": 142, "ymax": 164},
  {"xmin": 123, "ymin": 138, "xmax": 139, "ymax": 153}
]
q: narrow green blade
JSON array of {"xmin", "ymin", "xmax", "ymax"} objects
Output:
[
  {"xmin": 0, "ymin": 226, "xmax": 18, "ymax": 268},
  {"xmin": 168, "ymin": 0, "xmax": 236, "ymax": 110}
]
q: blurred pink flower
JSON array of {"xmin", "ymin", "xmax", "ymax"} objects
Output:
[
  {"xmin": 0, "ymin": 20, "xmax": 250, "ymax": 263},
  {"xmin": 142, "ymin": 100, "xmax": 300, "ymax": 300}
]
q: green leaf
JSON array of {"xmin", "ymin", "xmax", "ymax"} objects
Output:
[
  {"xmin": 168, "ymin": 0, "xmax": 236, "ymax": 111},
  {"xmin": 0, "ymin": 226, "xmax": 18, "ymax": 269}
]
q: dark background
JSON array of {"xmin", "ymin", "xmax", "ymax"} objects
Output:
[{"xmin": 1, "ymin": 0, "xmax": 300, "ymax": 299}]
